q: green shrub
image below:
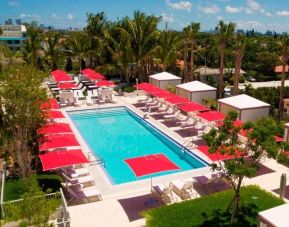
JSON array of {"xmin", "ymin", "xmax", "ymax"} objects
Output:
[
  {"xmin": 144, "ymin": 185, "xmax": 284, "ymax": 227},
  {"xmin": 123, "ymin": 86, "xmax": 136, "ymax": 93}
]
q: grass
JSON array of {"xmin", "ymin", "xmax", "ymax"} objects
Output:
[
  {"xmin": 4, "ymin": 174, "xmax": 61, "ymax": 201},
  {"xmin": 144, "ymin": 185, "xmax": 284, "ymax": 227}
]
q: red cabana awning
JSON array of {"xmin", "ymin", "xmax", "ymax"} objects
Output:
[
  {"xmin": 44, "ymin": 110, "xmax": 65, "ymax": 119},
  {"xmin": 51, "ymin": 70, "xmax": 72, "ymax": 82},
  {"xmin": 39, "ymin": 149, "xmax": 89, "ymax": 171},
  {"xmin": 178, "ymin": 102, "xmax": 210, "ymax": 113},
  {"xmin": 40, "ymin": 98, "xmax": 59, "ymax": 110},
  {"xmin": 95, "ymin": 80, "xmax": 115, "ymax": 87},
  {"xmin": 165, "ymin": 95, "xmax": 191, "ymax": 105},
  {"xmin": 197, "ymin": 111, "xmax": 226, "ymax": 122},
  {"xmin": 58, "ymin": 82, "xmax": 77, "ymax": 90},
  {"xmin": 82, "ymin": 68, "xmax": 106, "ymax": 80},
  {"xmin": 39, "ymin": 134, "xmax": 80, "ymax": 151},
  {"xmin": 124, "ymin": 153, "xmax": 180, "ymax": 177},
  {"xmin": 197, "ymin": 145, "xmax": 240, "ymax": 161},
  {"xmin": 38, "ymin": 123, "xmax": 72, "ymax": 134}
]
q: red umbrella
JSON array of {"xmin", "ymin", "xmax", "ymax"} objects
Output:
[
  {"xmin": 58, "ymin": 82, "xmax": 77, "ymax": 90},
  {"xmin": 134, "ymin": 83, "xmax": 154, "ymax": 89},
  {"xmin": 149, "ymin": 90, "xmax": 175, "ymax": 98},
  {"xmin": 40, "ymin": 98, "xmax": 59, "ymax": 110},
  {"xmin": 44, "ymin": 110, "xmax": 65, "ymax": 119},
  {"xmin": 124, "ymin": 153, "xmax": 180, "ymax": 177},
  {"xmin": 95, "ymin": 80, "xmax": 115, "ymax": 87},
  {"xmin": 82, "ymin": 68, "xmax": 106, "ymax": 80},
  {"xmin": 39, "ymin": 134, "xmax": 80, "ymax": 151},
  {"xmin": 197, "ymin": 145, "xmax": 242, "ymax": 162},
  {"xmin": 38, "ymin": 123, "xmax": 72, "ymax": 134},
  {"xmin": 196, "ymin": 111, "xmax": 225, "ymax": 122},
  {"xmin": 178, "ymin": 102, "xmax": 210, "ymax": 113},
  {"xmin": 165, "ymin": 95, "xmax": 191, "ymax": 105},
  {"xmin": 39, "ymin": 149, "xmax": 89, "ymax": 171},
  {"xmin": 51, "ymin": 70, "xmax": 72, "ymax": 82}
]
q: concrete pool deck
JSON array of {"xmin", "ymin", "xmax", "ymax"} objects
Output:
[{"xmin": 59, "ymin": 94, "xmax": 289, "ymax": 227}]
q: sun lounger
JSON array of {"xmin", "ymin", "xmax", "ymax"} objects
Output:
[
  {"xmin": 61, "ymin": 166, "xmax": 89, "ymax": 178},
  {"xmin": 61, "ymin": 172, "xmax": 94, "ymax": 185},
  {"xmin": 163, "ymin": 110, "xmax": 180, "ymax": 121},
  {"xmin": 151, "ymin": 183, "xmax": 179, "ymax": 204},
  {"xmin": 67, "ymin": 185, "xmax": 102, "ymax": 201},
  {"xmin": 169, "ymin": 179, "xmax": 197, "ymax": 199},
  {"xmin": 193, "ymin": 174, "xmax": 220, "ymax": 193}
]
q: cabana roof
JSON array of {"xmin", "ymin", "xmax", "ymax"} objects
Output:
[
  {"xmin": 259, "ymin": 203, "xmax": 289, "ymax": 227},
  {"xmin": 176, "ymin": 80, "xmax": 216, "ymax": 92},
  {"xmin": 218, "ymin": 94, "xmax": 270, "ymax": 110},
  {"xmin": 149, "ymin": 72, "xmax": 181, "ymax": 81}
]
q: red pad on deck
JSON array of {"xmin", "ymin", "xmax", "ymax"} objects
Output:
[{"xmin": 124, "ymin": 153, "xmax": 180, "ymax": 177}]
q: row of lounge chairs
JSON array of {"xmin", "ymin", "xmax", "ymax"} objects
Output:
[
  {"xmin": 60, "ymin": 165, "xmax": 102, "ymax": 203},
  {"xmin": 152, "ymin": 174, "xmax": 230, "ymax": 205}
]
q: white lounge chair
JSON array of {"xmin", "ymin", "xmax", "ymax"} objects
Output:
[
  {"xmin": 163, "ymin": 110, "xmax": 180, "ymax": 121},
  {"xmin": 169, "ymin": 179, "xmax": 197, "ymax": 199},
  {"xmin": 86, "ymin": 96, "xmax": 94, "ymax": 106},
  {"xmin": 61, "ymin": 166, "xmax": 89, "ymax": 178},
  {"xmin": 61, "ymin": 172, "xmax": 94, "ymax": 185},
  {"xmin": 67, "ymin": 185, "xmax": 102, "ymax": 201},
  {"xmin": 151, "ymin": 183, "xmax": 179, "ymax": 204}
]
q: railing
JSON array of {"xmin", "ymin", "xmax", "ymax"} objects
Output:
[
  {"xmin": 88, "ymin": 152, "xmax": 105, "ymax": 167},
  {"xmin": 58, "ymin": 188, "xmax": 71, "ymax": 227},
  {"xmin": 181, "ymin": 137, "xmax": 193, "ymax": 154}
]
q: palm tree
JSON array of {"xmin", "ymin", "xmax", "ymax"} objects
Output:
[
  {"xmin": 117, "ymin": 11, "xmax": 160, "ymax": 82},
  {"xmin": 84, "ymin": 12, "xmax": 107, "ymax": 68},
  {"xmin": 233, "ymin": 34, "xmax": 246, "ymax": 95},
  {"xmin": 66, "ymin": 32, "xmax": 89, "ymax": 73},
  {"xmin": 216, "ymin": 21, "xmax": 235, "ymax": 98},
  {"xmin": 276, "ymin": 34, "xmax": 289, "ymax": 119},
  {"xmin": 22, "ymin": 25, "xmax": 43, "ymax": 68},
  {"xmin": 154, "ymin": 26, "xmax": 179, "ymax": 71},
  {"xmin": 0, "ymin": 27, "xmax": 3, "ymax": 36},
  {"xmin": 181, "ymin": 23, "xmax": 200, "ymax": 81},
  {"xmin": 43, "ymin": 32, "xmax": 62, "ymax": 71}
]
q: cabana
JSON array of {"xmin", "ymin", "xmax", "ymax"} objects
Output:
[
  {"xmin": 149, "ymin": 72, "xmax": 182, "ymax": 90},
  {"xmin": 218, "ymin": 94, "xmax": 270, "ymax": 122},
  {"xmin": 258, "ymin": 203, "xmax": 289, "ymax": 227},
  {"xmin": 176, "ymin": 81, "xmax": 217, "ymax": 104}
]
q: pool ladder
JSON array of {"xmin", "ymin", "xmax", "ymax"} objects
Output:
[
  {"xmin": 180, "ymin": 137, "xmax": 193, "ymax": 155},
  {"xmin": 88, "ymin": 152, "xmax": 105, "ymax": 167}
]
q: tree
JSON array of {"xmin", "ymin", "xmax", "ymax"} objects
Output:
[
  {"xmin": 215, "ymin": 21, "xmax": 235, "ymax": 98},
  {"xmin": 233, "ymin": 34, "xmax": 246, "ymax": 95},
  {"xmin": 65, "ymin": 56, "xmax": 73, "ymax": 72},
  {"xmin": 118, "ymin": 11, "xmax": 160, "ymax": 82},
  {"xmin": 203, "ymin": 111, "xmax": 288, "ymax": 224},
  {"xmin": 66, "ymin": 32, "xmax": 89, "ymax": 73},
  {"xmin": 0, "ymin": 27, "xmax": 3, "ymax": 36},
  {"xmin": 276, "ymin": 34, "xmax": 289, "ymax": 119},
  {"xmin": 0, "ymin": 65, "xmax": 47, "ymax": 177},
  {"xmin": 43, "ymin": 32, "xmax": 62, "ymax": 71},
  {"xmin": 181, "ymin": 23, "xmax": 200, "ymax": 81},
  {"xmin": 22, "ymin": 25, "xmax": 43, "ymax": 68}
]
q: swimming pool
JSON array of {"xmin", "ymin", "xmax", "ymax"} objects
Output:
[{"xmin": 68, "ymin": 107, "xmax": 207, "ymax": 184}]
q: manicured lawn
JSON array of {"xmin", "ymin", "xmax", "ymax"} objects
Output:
[
  {"xmin": 4, "ymin": 174, "xmax": 61, "ymax": 201},
  {"xmin": 144, "ymin": 185, "xmax": 284, "ymax": 227}
]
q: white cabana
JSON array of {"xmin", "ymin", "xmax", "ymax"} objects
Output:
[
  {"xmin": 149, "ymin": 72, "xmax": 182, "ymax": 90},
  {"xmin": 176, "ymin": 80, "xmax": 217, "ymax": 104},
  {"xmin": 258, "ymin": 203, "xmax": 289, "ymax": 227},
  {"xmin": 218, "ymin": 94, "xmax": 270, "ymax": 122}
]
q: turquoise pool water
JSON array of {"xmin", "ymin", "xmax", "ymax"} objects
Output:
[{"xmin": 68, "ymin": 107, "xmax": 207, "ymax": 184}]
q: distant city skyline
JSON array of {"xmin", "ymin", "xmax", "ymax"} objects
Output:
[{"xmin": 1, "ymin": 0, "xmax": 289, "ymax": 32}]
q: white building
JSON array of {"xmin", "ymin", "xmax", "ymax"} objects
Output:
[
  {"xmin": 176, "ymin": 80, "xmax": 217, "ymax": 104},
  {"xmin": 149, "ymin": 72, "xmax": 182, "ymax": 90},
  {"xmin": 0, "ymin": 24, "xmax": 27, "ymax": 51},
  {"xmin": 218, "ymin": 94, "xmax": 270, "ymax": 122}
]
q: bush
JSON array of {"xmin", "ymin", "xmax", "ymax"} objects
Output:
[
  {"xmin": 144, "ymin": 185, "xmax": 284, "ymax": 227},
  {"xmin": 123, "ymin": 86, "xmax": 136, "ymax": 93}
]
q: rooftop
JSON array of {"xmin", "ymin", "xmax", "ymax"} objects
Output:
[
  {"xmin": 149, "ymin": 72, "xmax": 181, "ymax": 80},
  {"xmin": 218, "ymin": 94, "xmax": 270, "ymax": 109},
  {"xmin": 176, "ymin": 80, "xmax": 216, "ymax": 92},
  {"xmin": 259, "ymin": 203, "xmax": 289, "ymax": 227}
]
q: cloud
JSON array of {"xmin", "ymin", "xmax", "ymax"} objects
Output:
[
  {"xmin": 8, "ymin": 0, "xmax": 20, "ymax": 7},
  {"xmin": 68, "ymin": 13, "xmax": 73, "ymax": 20},
  {"xmin": 166, "ymin": 0, "xmax": 192, "ymax": 11},
  {"xmin": 198, "ymin": 5, "xmax": 220, "ymax": 14},
  {"xmin": 236, "ymin": 20, "xmax": 263, "ymax": 30},
  {"xmin": 247, "ymin": 0, "xmax": 261, "ymax": 11},
  {"xmin": 161, "ymin": 13, "xmax": 174, "ymax": 23},
  {"xmin": 276, "ymin": 11, "xmax": 289, "ymax": 16},
  {"xmin": 225, "ymin": 6, "xmax": 242, "ymax": 13},
  {"xmin": 217, "ymin": 16, "xmax": 223, "ymax": 21},
  {"xmin": 20, "ymin": 13, "xmax": 41, "ymax": 19}
]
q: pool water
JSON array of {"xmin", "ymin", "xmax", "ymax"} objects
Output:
[{"xmin": 68, "ymin": 107, "xmax": 207, "ymax": 184}]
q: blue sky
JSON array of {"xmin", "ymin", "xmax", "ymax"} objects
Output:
[{"xmin": 1, "ymin": 0, "xmax": 289, "ymax": 32}]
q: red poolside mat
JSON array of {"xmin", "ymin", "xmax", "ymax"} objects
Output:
[
  {"xmin": 40, "ymin": 149, "xmax": 89, "ymax": 171},
  {"xmin": 124, "ymin": 153, "xmax": 180, "ymax": 177}
]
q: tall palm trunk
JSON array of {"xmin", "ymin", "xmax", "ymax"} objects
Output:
[
  {"xmin": 190, "ymin": 42, "xmax": 195, "ymax": 81},
  {"xmin": 219, "ymin": 42, "xmax": 225, "ymax": 98},
  {"xmin": 184, "ymin": 42, "xmax": 188, "ymax": 82},
  {"xmin": 279, "ymin": 63, "xmax": 287, "ymax": 119},
  {"xmin": 233, "ymin": 49, "xmax": 244, "ymax": 95}
]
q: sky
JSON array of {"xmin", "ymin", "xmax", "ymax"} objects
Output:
[{"xmin": 1, "ymin": 0, "xmax": 289, "ymax": 32}]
